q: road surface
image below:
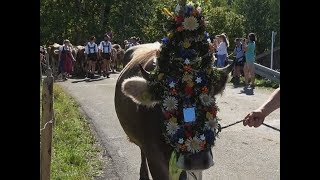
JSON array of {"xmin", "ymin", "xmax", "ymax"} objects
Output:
[{"xmin": 59, "ymin": 73, "xmax": 280, "ymax": 180}]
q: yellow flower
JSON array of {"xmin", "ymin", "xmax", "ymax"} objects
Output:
[
  {"xmin": 167, "ymin": 32, "xmax": 173, "ymax": 38},
  {"xmin": 182, "ymin": 73, "xmax": 193, "ymax": 82},
  {"xmin": 206, "ymin": 112, "xmax": 213, "ymax": 120},
  {"xmin": 158, "ymin": 73, "xmax": 164, "ymax": 80},
  {"xmin": 187, "ymin": 81, "xmax": 194, "ymax": 87},
  {"xmin": 163, "ymin": 8, "xmax": 173, "ymax": 17},
  {"xmin": 169, "ymin": 117, "xmax": 177, "ymax": 123},
  {"xmin": 183, "ymin": 40, "xmax": 191, "ymax": 48}
]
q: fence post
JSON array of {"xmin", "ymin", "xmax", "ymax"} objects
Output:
[{"xmin": 40, "ymin": 67, "xmax": 54, "ymax": 180}]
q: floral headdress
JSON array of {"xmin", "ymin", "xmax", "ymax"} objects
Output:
[{"xmin": 146, "ymin": 0, "xmax": 223, "ymax": 155}]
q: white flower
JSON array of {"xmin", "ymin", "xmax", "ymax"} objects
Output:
[
  {"xmin": 195, "ymin": 77, "xmax": 202, "ymax": 83},
  {"xmin": 185, "ymin": 136, "xmax": 201, "ymax": 153},
  {"xmin": 169, "ymin": 81, "xmax": 176, "ymax": 88},
  {"xmin": 166, "ymin": 122, "xmax": 179, "ymax": 135},
  {"xmin": 182, "ymin": 16, "xmax": 199, "ymax": 31},
  {"xmin": 199, "ymin": 94, "xmax": 215, "ymax": 106},
  {"xmin": 184, "ymin": 58, "xmax": 190, "ymax": 64},
  {"xmin": 187, "ymin": 2, "xmax": 194, "ymax": 7},
  {"xmin": 197, "ymin": 7, "xmax": 202, "ymax": 14},
  {"xmin": 163, "ymin": 96, "xmax": 178, "ymax": 111},
  {"xmin": 178, "ymin": 138, "xmax": 184, "ymax": 144},
  {"xmin": 200, "ymin": 134, "xmax": 205, "ymax": 141},
  {"xmin": 175, "ymin": 4, "xmax": 181, "ymax": 13}
]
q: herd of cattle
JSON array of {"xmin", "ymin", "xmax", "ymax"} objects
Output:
[{"xmin": 44, "ymin": 43, "xmax": 126, "ymax": 77}]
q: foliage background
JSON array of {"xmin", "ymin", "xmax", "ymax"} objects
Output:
[{"xmin": 40, "ymin": 0, "xmax": 279, "ymax": 54}]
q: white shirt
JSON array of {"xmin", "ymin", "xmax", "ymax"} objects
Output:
[
  {"xmin": 85, "ymin": 42, "xmax": 98, "ymax": 54},
  {"xmin": 59, "ymin": 45, "xmax": 71, "ymax": 52},
  {"xmin": 98, "ymin": 41, "xmax": 112, "ymax": 53},
  {"xmin": 216, "ymin": 42, "xmax": 228, "ymax": 55}
]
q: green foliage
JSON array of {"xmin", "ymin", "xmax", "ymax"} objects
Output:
[
  {"xmin": 40, "ymin": 84, "xmax": 103, "ymax": 179},
  {"xmin": 233, "ymin": 0, "xmax": 280, "ymax": 53},
  {"xmin": 204, "ymin": 6, "xmax": 245, "ymax": 51},
  {"xmin": 40, "ymin": 0, "xmax": 280, "ymax": 55}
]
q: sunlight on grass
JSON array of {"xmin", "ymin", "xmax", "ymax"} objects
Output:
[{"xmin": 41, "ymin": 83, "xmax": 103, "ymax": 180}]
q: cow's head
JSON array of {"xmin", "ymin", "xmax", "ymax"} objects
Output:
[
  {"xmin": 122, "ymin": 61, "xmax": 234, "ymax": 108},
  {"xmin": 121, "ymin": 55, "xmax": 234, "ymax": 170}
]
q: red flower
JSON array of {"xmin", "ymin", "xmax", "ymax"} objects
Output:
[
  {"xmin": 170, "ymin": 89, "xmax": 178, "ymax": 96},
  {"xmin": 202, "ymin": 86, "xmax": 209, "ymax": 94},
  {"xmin": 184, "ymin": 65, "xmax": 192, "ymax": 72},
  {"xmin": 175, "ymin": 16, "xmax": 183, "ymax": 24},
  {"xmin": 177, "ymin": 26, "xmax": 183, "ymax": 32},
  {"xmin": 185, "ymin": 86, "xmax": 193, "ymax": 96},
  {"xmin": 185, "ymin": 130, "xmax": 192, "ymax": 138},
  {"xmin": 164, "ymin": 111, "xmax": 171, "ymax": 119},
  {"xmin": 211, "ymin": 106, "xmax": 217, "ymax": 117}
]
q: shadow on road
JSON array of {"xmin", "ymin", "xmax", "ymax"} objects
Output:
[{"xmin": 239, "ymin": 87, "xmax": 254, "ymax": 95}]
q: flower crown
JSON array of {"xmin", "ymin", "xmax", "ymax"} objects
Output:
[{"xmin": 147, "ymin": 0, "xmax": 222, "ymax": 155}]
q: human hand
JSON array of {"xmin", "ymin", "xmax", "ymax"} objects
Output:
[{"xmin": 243, "ymin": 109, "xmax": 266, "ymax": 128}]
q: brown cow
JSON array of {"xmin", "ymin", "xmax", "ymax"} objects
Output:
[
  {"xmin": 112, "ymin": 44, "xmax": 125, "ymax": 71},
  {"xmin": 73, "ymin": 46, "xmax": 87, "ymax": 77},
  {"xmin": 114, "ymin": 42, "xmax": 235, "ymax": 180}
]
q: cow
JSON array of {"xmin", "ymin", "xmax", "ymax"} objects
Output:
[
  {"xmin": 47, "ymin": 43, "xmax": 61, "ymax": 76},
  {"xmin": 72, "ymin": 45, "xmax": 87, "ymax": 77},
  {"xmin": 114, "ymin": 42, "xmax": 235, "ymax": 180},
  {"xmin": 112, "ymin": 44, "xmax": 125, "ymax": 71},
  {"xmin": 47, "ymin": 43, "xmax": 87, "ymax": 78}
]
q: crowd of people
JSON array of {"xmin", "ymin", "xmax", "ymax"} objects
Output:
[
  {"xmin": 209, "ymin": 32, "xmax": 257, "ymax": 88},
  {"xmin": 47, "ymin": 33, "xmax": 142, "ymax": 80}
]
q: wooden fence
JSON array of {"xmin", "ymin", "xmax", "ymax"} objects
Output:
[{"xmin": 40, "ymin": 50, "xmax": 54, "ymax": 180}]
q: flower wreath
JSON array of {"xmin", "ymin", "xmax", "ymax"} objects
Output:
[{"xmin": 147, "ymin": 1, "xmax": 223, "ymax": 155}]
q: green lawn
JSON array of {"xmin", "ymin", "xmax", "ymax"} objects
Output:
[{"xmin": 41, "ymin": 83, "xmax": 103, "ymax": 180}]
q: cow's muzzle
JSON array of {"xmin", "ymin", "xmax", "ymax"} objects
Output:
[{"xmin": 176, "ymin": 149, "xmax": 214, "ymax": 170}]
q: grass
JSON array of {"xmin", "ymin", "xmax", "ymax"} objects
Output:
[
  {"xmin": 254, "ymin": 76, "xmax": 279, "ymax": 89},
  {"xmin": 41, "ymin": 83, "xmax": 103, "ymax": 180}
]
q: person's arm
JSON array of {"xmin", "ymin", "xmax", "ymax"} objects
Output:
[{"xmin": 243, "ymin": 88, "xmax": 280, "ymax": 127}]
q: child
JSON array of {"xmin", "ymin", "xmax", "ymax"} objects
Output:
[
  {"xmin": 215, "ymin": 34, "xmax": 229, "ymax": 68},
  {"xmin": 85, "ymin": 36, "xmax": 98, "ymax": 79},
  {"xmin": 232, "ymin": 38, "xmax": 245, "ymax": 85}
]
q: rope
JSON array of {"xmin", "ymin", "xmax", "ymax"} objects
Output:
[
  {"xmin": 218, "ymin": 119, "xmax": 280, "ymax": 132},
  {"xmin": 40, "ymin": 120, "xmax": 53, "ymax": 133}
]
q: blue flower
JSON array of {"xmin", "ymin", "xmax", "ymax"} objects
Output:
[
  {"xmin": 196, "ymin": 72, "xmax": 207, "ymax": 85},
  {"xmin": 204, "ymin": 32, "xmax": 210, "ymax": 39},
  {"xmin": 166, "ymin": 76, "xmax": 177, "ymax": 84},
  {"xmin": 186, "ymin": 3, "xmax": 194, "ymax": 15},
  {"xmin": 180, "ymin": 48, "xmax": 196, "ymax": 59},
  {"xmin": 205, "ymin": 130, "xmax": 215, "ymax": 144},
  {"xmin": 161, "ymin": 37, "xmax": 169, "ymax": 45}
]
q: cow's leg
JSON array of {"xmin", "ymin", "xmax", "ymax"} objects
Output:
[
  {"xmin": 145, "ymin": 145, "xmax": 170, "ymax": 180},
  {"xmin": 139, "ymin": 150, "xmax": 150, "ymax": 180}
]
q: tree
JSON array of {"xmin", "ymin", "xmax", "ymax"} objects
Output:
[{"xmin": 233, "ymin": 0, "xmax": 280, "ymax": 53}]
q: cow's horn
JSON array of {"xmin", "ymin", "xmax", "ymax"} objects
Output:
[
  {"xmin": 139, "ymin": 63, "xmax": 151, "ymax": 80},
  {"xmin": 217, "ymin": 59, "xmax": 236, "ymax": 74}
]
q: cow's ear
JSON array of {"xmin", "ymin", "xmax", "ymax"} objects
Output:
[{"xmin": 121, "ymin": 76, "xmax": 158, "ymax": 107}]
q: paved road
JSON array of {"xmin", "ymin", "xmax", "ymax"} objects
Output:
[{"xmin": 59, "ymin": 73, "xmax": 280, "ymax": 180}]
